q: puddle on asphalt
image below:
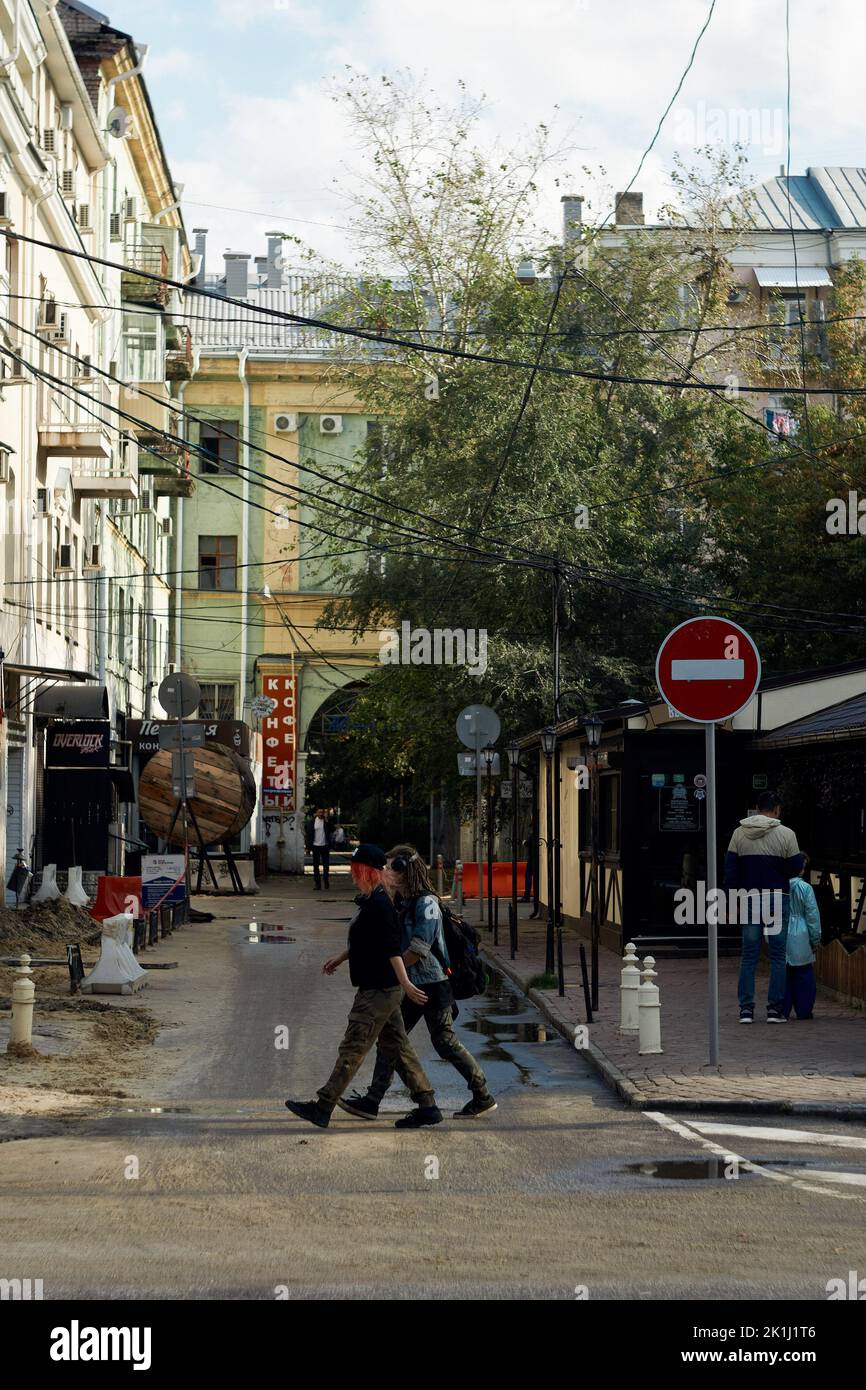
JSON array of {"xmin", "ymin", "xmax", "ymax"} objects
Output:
[
  {"xmin": 625, "ymin": 1158, "xmax": 748, "ymax": 1180},
  {"xmin": 463, "ymin": 1017, "xmax": 555, "ymax": 1042},
  {"xmin": 246, "ymin": 929, "xmax": 295, "ymax": 944}
]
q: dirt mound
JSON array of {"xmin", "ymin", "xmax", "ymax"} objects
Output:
[{"xmin": 0, "ymin": 898, "xmax": 99, "ymax": 954}]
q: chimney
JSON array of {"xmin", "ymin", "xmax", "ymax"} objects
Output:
[
  {"xmin": 254, "ymin": 256, "xmax": 268, "ymax": 284},
  {"xmin": 561, "ymin": 195, "xmax": 584, "ymax": 246},
  {"xmin": 266, "ymin": 231, "xmax": 285, "ymax": 289},
  {"xmin": 223, "ymin": 252, "xmax": 250, "ymax": 299},
  {"xmin": 191, "ymin": 228, "xmax": 207, "ymax": 286},
  {"xmin": 614, "ymin": 191, "xmax": 644, "ymax": 225}
]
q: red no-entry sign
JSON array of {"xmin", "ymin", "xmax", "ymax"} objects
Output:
[{"xmin": 655, "ymin": 616, "xmax": 761, "ymax": 724}]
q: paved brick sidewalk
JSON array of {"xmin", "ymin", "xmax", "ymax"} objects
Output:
[{"xmin": 476, "ymin": 903, "xmax": 866, "ymax": 1115}]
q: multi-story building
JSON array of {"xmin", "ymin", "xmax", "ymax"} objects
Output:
[
  {"xmin": 180, "ymin": 231, "xmax": 379, "ymax": 871},
  {"xmin": 0, "ymin": 0, "xmax": 190, "ymax": 898}
]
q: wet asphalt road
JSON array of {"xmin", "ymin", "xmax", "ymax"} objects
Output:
[{"xmin": 3, "ymin": 881, "xmax": 866, "ymax": 1300}]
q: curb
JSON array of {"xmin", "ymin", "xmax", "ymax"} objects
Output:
[{"xmin": 483, "ymin": 948, "xmax": 866, "ymax": 1121}]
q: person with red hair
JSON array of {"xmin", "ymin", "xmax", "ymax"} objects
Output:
[{"xmin": 285, "ymin": 843, "xmax": 443, "ymax": 1129}]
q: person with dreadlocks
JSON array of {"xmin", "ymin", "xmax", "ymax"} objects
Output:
[
  {"xmin": 337, "ymin": 844, "xmax": 497, "ymax": 1120},
  {"xmin": 285, "ymin": 843, "xmax": 443, "ymax": 1129}
]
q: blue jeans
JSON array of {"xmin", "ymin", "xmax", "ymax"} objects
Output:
[{"xmin": 737, "ymin": 895, "xmax": 790, "ymax": 1014}]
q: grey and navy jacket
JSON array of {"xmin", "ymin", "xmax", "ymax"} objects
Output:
[
  {"xmin": 397, "ymin": 893, "xmax": 450, "ymax": 987},
  {"xmin": 724, "ymin": 815, "xmax": 804, "ymax": 896}
]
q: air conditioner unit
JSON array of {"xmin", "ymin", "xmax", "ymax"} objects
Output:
[
  {"xmin": 36, "ymin": 488, "xmax": 50, "ymax": 515},
  {"xmin": 76, "ymin": 204, "xmax": 90, "ymax": 230},
  {"xmin": 320, "ymin": 414, "xmax": 343, "ymax": 435},
  {"xmin": 39, "ymin": 299, "xmax": 58, "ymax": 327},
  {"xmin": 83, "ymin": 543, "xmax": 101, "ymax": 570},
  {"xmin": 109, "ymin": 212, "xmax": 122, "ymax": 241},
  {"xmin": 161, "ymin": 516, "xmax": 173, "ymax": 538},
  {"xmin": 54, "ymin": 543, "xmax": 73, "ymax": 574},
  {"xmin": 42, "ymin": 129, "xmax": 56, "ymax": 154},
  {"xmin": 124, "ymin": 196, "xmax": 136, "ymax": 220},
  {"xmin": 59, "ymin": 104, "xmax": 73, "ymax": 132},
  {"xmin": 138, "ymin": 488, "xmax": 155, "ymax": 513},
  {"xmin": 274, "ymin": 412, "xmax": 298, "ymax": 433},
  {"xmin": 44, "ymin": 313, "xmax": 68, "ymax": 341},
  {"xmin": 61, "ymin": 169, "xmax": 75, "ymax": 197}
]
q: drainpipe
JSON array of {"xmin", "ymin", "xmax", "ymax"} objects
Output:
[
  {"xmin": 96, "ymin": 505, "xmax": 107, "ymax": 686},
  {"xmin": 175, "ymin": 361, "xmax": 195, "ymax": 668},
  {"xmin": 238, "ymin": 348, "xmax": 251, "ymax": 814}
]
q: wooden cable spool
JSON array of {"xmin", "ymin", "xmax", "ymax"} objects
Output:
[{"xmin": 138, "ymin": 742, "xmax": 256, "ymax": 847}]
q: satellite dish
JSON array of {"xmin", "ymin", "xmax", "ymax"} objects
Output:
[{"xmin": 107, "ymin": 105, "xmax": 129, "ymax": 139}]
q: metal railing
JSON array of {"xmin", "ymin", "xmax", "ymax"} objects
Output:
[{"xmin": 37, "ymin": 374, "xmax": 112, "ymax": 433}]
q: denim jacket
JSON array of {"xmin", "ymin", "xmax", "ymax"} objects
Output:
[{"xmin": 399, "ymin": 893, "xmax": 450, "ymax": 986}]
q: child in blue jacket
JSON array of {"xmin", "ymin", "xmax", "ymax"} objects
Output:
[{"xmin": 782, "ymin": 856, "xmax": 822, "ymax": 1020}]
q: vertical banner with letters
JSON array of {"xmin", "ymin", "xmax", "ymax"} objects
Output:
[{"xmin": 260, "ymin": 671, "xmax": 298, "ymax": 811}]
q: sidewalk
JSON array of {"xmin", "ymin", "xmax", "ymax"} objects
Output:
[{"xmin": 476, "ymin": 902, "xmax": 866, "ymax": 1117}]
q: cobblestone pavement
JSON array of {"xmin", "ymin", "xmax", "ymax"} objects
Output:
[{"xmin": 478, "ymin": 905, "xmax": 866, "ymax": 1114}]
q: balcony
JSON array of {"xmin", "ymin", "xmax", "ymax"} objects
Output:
[
  {"xmin": 165, "ymin": 325, "xmax": 194, "ymax": 380},
  {"xmin": 71, "ymin": 436, "xmax": 139, "ymax": 501},
  {"xmin": 38, "ymin": 376, "xmax": 113, "ymax": 458},
  {"xmin": 122, "ymin": 244, "xmax": 170, "ymax": 307},
  {"xmin": 137, "ymin": 434, "xmax": 195, "ymax": 497}
]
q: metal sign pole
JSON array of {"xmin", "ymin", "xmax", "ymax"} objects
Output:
[{"xmin": 706, "ymin": 721, "xmax": 719, "ymax": 1066}]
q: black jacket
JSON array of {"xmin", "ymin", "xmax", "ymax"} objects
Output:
[{"xmin": 347, "ymin": 886, "xmax": 403, "ymax": 990}]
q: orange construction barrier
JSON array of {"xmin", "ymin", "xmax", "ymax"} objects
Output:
[
  {"xmin": 460, "ymin": 861, "xmax": 526, "ymax": 899},
  {"xmin": 89, "ymin": 875, "xmax": 142, "ymax": 922}
]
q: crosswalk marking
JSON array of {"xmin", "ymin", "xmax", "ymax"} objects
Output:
[{"xmin": 687, "ymin": 1121, "xmax": 866, "ymax": 1151}]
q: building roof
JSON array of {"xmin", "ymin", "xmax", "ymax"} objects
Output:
[
  {"xmin": 758, "ymin": 690, "xmax": 866, "ymax": 748},
  {"xmin": 731, "ymin": 167, "xmax": 866, "ymax": 231}
]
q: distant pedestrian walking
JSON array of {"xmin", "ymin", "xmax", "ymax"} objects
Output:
[
  {"xmin": 724, "ymin": 789, "xmax": 804, "ymax": 1024},
  {"xmin": 338, "ymin": 844, "xmax": 496, "ymax": 1121},
  {"xmin": 306, "ymin": 806, "xmax": 333, "ymax": 890},
  {"xmin": 285, "ymin": 843, "xmax": 442, "ymax": 1130},
  {"xmin": 782, "ymin": 855, "xmax": 822, "ymax": 1020}
]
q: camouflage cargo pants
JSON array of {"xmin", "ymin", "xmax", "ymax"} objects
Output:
[{"xmin": 317, "ymin": 987, "xmax": 435, "ymax": 1110}]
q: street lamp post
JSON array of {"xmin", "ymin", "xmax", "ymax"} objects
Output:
[
  {"xmin": 506, "ymin": 738, "xmax": 520, "ymax": 959},
  {"xmin": 584, "ymin": 713, "xmax": 603, "ymax": 1010},
  {"xmin": 483, "ymin": 746, "xmax": 496, "ymax": 940},
  {"xmin": 540, "ymin": 726, "xmax": 556, "ymax": 976}
]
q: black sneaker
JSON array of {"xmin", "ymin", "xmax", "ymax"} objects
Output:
[
  {"xmin": 454, "ymin": 1094, "xmax": 498, "ymax": 1118},
  {"xmin": 337, "ymin": 1093, "xmax": 380, "ymax": 1119},
  {"xmin": 739, "ymin": 1008, "xmax": 754, "ymax": 1024},
  {"xmin": 285, "ymin": 1099, "xmax": 331, "ymax": 1128},
  {"xmin": 767, "ymin": 1010, "xmax": 786, "ymax": 1024},
  {"xmin": 394, "ymin": 1105, "xmax": 443, "ymax": 1129}
]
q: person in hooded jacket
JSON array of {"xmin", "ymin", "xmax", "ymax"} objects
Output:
[
  {"xmin": 782, "ymin": 854, "xmax": 822, "ymax": 1020},
  {"xmin": 724, "ymin": 789, "xmax": 804, "ymax": 1024}
]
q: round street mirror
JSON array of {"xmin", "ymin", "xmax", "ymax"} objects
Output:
[
  {"xmin": 456, "ymin": 703, "xmax": 500, "ymax": 749},
  {"xmin": 158, "ymin": 672, "xmax": 201, "ymax": 720}
]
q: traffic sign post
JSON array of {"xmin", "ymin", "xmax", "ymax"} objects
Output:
[{"xmin": 656, "ymin": 617, "xmax": 761, "ymax": 1066}]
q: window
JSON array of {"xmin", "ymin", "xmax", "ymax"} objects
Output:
[
  {"xmin": 198, "ymin": 683, "xmax": 235, "ymax": 720},
  {"xmin": 198, "ymin": 535, "xmax": 237, "ymax": 590},
  {"xmin": 122, "ymin": 309, "xmax": 162, "ymax": 385},
  {"xmin": 199, "ymin": 420, "xmax": 239, "ymax": 475}
]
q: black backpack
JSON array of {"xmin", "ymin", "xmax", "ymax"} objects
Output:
[{"xmin": 435, "ymin": 904, "xmax": 487, "ymax": 1000}]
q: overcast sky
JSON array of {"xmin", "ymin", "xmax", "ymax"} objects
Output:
[{"xmin": 102, "ymin": 0, "xmax": 866, "ymax": 273}]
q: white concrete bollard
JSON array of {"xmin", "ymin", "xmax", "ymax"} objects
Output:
[
  {"xmin": 8, "ymin": 955, "xmax": 35, "ymax": 1054},
  {"xmin": 63, "ymin": 866, "xmax": 90, "ymax": 907},
  {"xmin": 32, "ymin": 864, "xmax": 61, "ymax": 903},
  {"xmin": 453, "ymin": 860, "xmax": 464, "ymax": 912},
  {"xmin": 620, "ymin": 941, "xmax": 641, "ymax": 1034},
  {"xmin": 638, "ymin": 955, "xmax": 663, "ymax": 1055}
]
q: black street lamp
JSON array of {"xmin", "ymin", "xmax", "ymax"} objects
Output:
[
  {"xmin": 505, "ymin": 738, "xmax": 521, "ymax": 959},
  {"xmin": 482, "ymin": 745, "xmax": 496, "ymax": 938},
  {"xmin": 540, "ymin": 725, "xmax": 556, "ymax": 975},
  {"xmin": 583, "ymin": 713, "xmax": 603, "ymax": 1009}
]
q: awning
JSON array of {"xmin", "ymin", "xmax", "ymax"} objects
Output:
[
  {"xmin": 754, "ymin": 266, "xmax": 833, "ymax": 289},
  {"xmin": 34, "ymin": 684, "xmax": 109, "ymax": 718}
]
